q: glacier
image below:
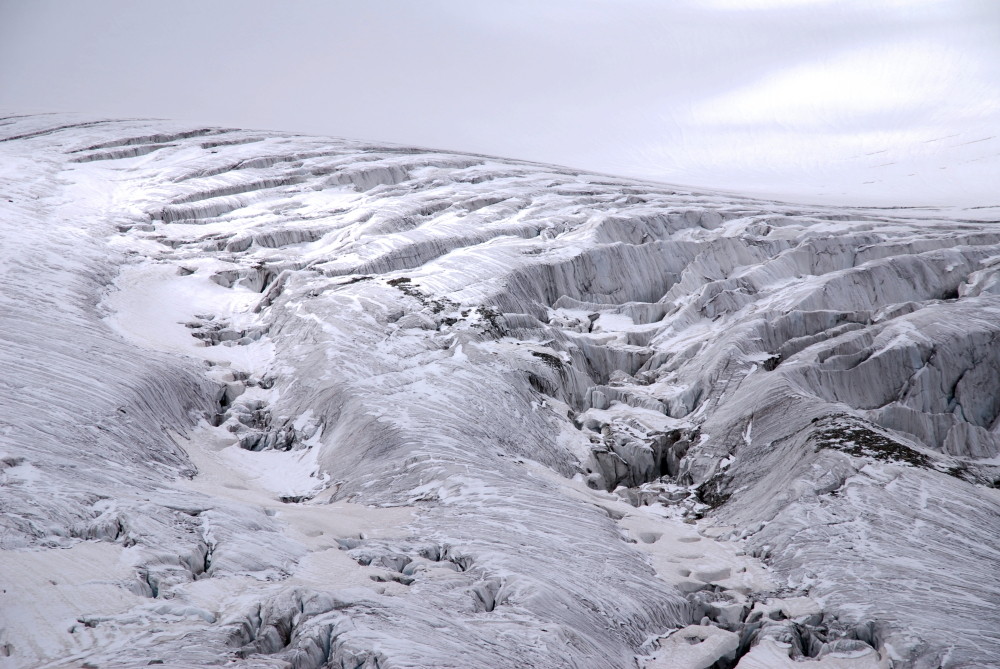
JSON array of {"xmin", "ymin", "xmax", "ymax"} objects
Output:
[{"xmin": 0, "ymin": 113, "xmax": 998, "ymax": 669}]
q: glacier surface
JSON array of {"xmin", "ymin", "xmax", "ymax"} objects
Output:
[{"xmin": 0, "ymin": 114, "xmax": 998, "ymax": 668}]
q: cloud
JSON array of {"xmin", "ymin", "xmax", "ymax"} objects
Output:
[
  {"xmin": 699, "ymin": 0, "xmax": 943, "ymax": 10},
  {"xmin": 690, "ymin": 41, "xmax": 995, "ymax": 129}
]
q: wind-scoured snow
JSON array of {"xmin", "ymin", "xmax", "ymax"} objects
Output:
[{"xmin": 0, "ymin": 114, "xmax": 998, "ymax": 668}]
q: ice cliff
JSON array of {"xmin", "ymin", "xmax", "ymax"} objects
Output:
[{"xmin": 1, "ymin": 114, "xmax": 998, "ymax": 669}]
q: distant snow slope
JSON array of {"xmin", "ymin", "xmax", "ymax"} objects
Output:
[{"xmin": 1, "ymin": 114, "xmax": 998, "ymax": 669}]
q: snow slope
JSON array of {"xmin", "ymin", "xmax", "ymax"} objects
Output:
[{"xmin": 1, "ymin": 114, "xmax": 998, "ymax": 668}]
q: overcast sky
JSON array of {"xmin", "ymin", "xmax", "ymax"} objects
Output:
[{"xmin": 1, "ymin": 0, "xmax": 997, "ymax": 205}]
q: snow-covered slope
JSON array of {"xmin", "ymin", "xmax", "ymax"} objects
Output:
[{"xmin": 1, "ymin": 114, "xmax": 998, "ymax": 669}]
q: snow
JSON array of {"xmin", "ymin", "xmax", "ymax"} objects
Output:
[
  {"xmin": 102, "ymin": 261, "xmax": 273, "ymax": 369},
  {"xmin": 644, "ymin": 625, "xmax": 739, "ymax": 669}
]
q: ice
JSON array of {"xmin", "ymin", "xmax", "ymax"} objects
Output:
[{"xmin": 1, "ymin": 114, "xmax": 998, "ymax": 668}]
